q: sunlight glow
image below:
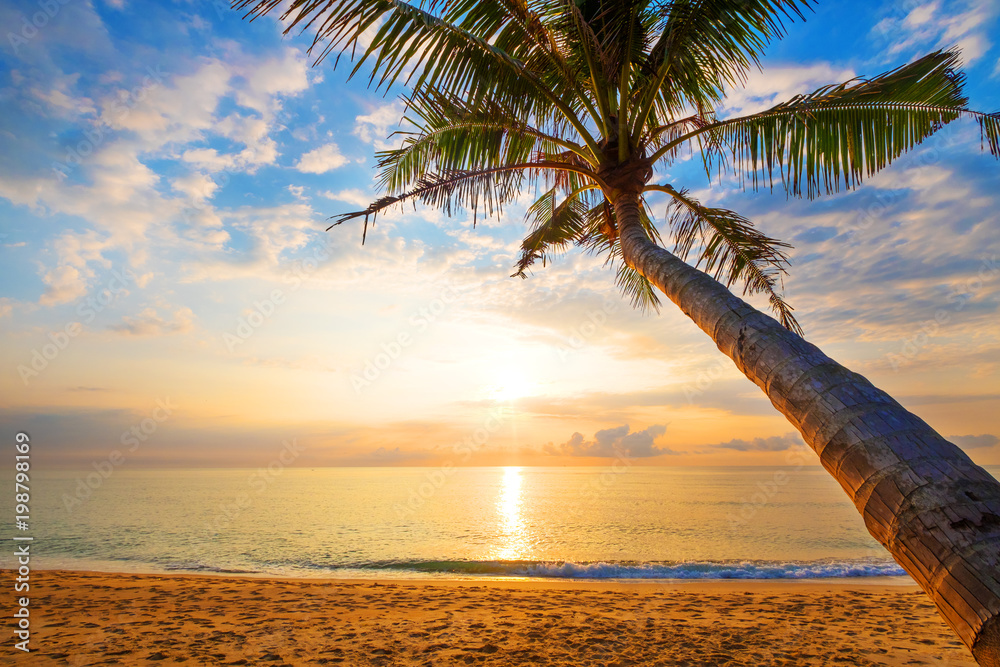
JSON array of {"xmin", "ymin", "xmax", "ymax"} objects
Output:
[
  {"xmin": 493, "ymin": 466, "xmax": 529, "ymax": 560},
  {"xmin": 486, "ymin": 373, "xmax": 535, "ymax": 402}
]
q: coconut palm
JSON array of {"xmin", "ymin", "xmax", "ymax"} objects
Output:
[{"xmin": 237, "ymin": 0, "xmax": 1000, "ymax": 662}]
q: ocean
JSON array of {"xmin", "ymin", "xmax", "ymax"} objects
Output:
[{"xmin": 8, "ymin": 465, "xmax": 997, "ymax": 581}]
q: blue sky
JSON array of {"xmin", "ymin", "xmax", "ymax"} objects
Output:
[{"xmin": 0, "ymin": 0, "xmax": 998, "ymax": 468}]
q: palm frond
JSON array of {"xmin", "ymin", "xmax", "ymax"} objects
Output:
[
  {"xmin": 695, "ymin": 49, "xmax": 999, "ymax": 198},
  {"xmin": 512, "ymin": 187, "xmax": 590, "ymax": 277},
  {"xmin": 512, "ymin": 186, "xmax": 662, "ymax": 312},
  {"xmin": 614, "ymin": 260, "xmax": 662, "ymax": 312},
  {"xmin": 376, "ymin": 88, "xmax": 588, "ymax": 196},
  {"xmin": 329, "ymin": 159, "xmax": 602, "ymax": 242},
  {"xmin": 578, "ymin": 198, "xmax": 662, "ymax": 312},
  {"xmin": 631, "ymin": 0, "xmax": 813, "ymax": 135},
  {"xmin": 655, "ymin": 185, "xmax": 800, "ymax": 333},
  {"xmin": 236, "ymin": 0, "xmax": 603, "ymax": 154},
  {"xmin": 555, "ymin": 0, "xmax": 613, "ymax": 131}
]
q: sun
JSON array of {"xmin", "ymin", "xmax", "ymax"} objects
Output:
[{"xmin": 486, "ymin": 373, "xmax": 534, "ymax": 402}]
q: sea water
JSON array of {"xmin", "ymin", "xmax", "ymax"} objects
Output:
[{"xmin": 5, "ymin": 465, "xmax": 996, "ymax": 581}]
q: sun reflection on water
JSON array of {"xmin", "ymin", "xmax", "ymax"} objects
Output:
[{"xmin": 493, "ymin": 466, "xmax": 529, "ymax": 560}]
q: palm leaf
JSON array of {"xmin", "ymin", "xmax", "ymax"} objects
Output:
[
  {"xmin": 614, "ymin": 258, "xmax": 661, "ymax": 312},
  {"xmin": 329, "ymin": 159, "xmax": 602, "ymax": 242},
  {"xmin": 655, "ymin": 184, "xmax": 800, "ymax": 333},
  {"xmin": 378, "ymin": 88, "xmax": 593, "ymax": 196},
  {"xmin": 579, "ymin": 198, "xmax": 662, "ymax": 312},
  {"xmin": 512, "ymin": 187, "xmax": 590, "ymax": 277},
  {"xmin": 688, "ymin": 49, "xmax": 999, "ymax": 198},
  {"xmin": 512, "ymin": 187, "xmax": 662, "ymax": 312},
  {"xmin": 236, "ymin": 0, "xmax": 603, "ymax": 155},
  {"xmin": 631, "ymin": 0, "xmax": 813, "ymax": 136}
]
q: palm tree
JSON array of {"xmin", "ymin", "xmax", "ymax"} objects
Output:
[{"xmin": 237, "ymin": 0, "xmax": 1000, "ymax": 662}]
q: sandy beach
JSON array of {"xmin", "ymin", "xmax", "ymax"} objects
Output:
[{"xmin": 2, "ymin": 569, "xmax": 975, "ymax": 666}]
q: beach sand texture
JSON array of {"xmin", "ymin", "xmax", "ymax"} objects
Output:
[{"xmin": 8, "ymin": 570, "xmax": 976, "ymax": 666}]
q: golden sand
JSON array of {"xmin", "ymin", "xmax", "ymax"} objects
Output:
[{"xmin": 8, "ymin": 570, "xmax": 975, "ymax": 666}]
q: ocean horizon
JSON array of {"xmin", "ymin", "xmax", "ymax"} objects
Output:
[{"xmin": 11, "ymin": 465, "xmax": 996, "ymax": 582}]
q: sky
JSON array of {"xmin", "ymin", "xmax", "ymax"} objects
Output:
[{"xmin": 0, "ymin": 0, "xmax": 998, "ymax": 470}]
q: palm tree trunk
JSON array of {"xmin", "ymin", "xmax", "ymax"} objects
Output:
[{"xmin": 613, "ymin": 191, "xmax": 1000, "ymax": 666}]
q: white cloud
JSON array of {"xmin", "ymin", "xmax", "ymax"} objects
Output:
[
  {"xmin": 320, "ymin": 188, "xmax": 372, "ymax": 207},
  {"xmin": 109, "ymin": 307, "xmax": 195, "ymax": 336},
  {"xmin": 37, "ymin": 230, "xmax": 116, "ymax": 305},
  {"xmin": 172, "ymin": 172, "xmax": 218, "ymax": 203},
  {"xmin": 354, "ymin": 101, "xmax": 407, "ymax": 151},
  {"xmin": 40, "ymin": 265, "xmax": 88, "ymax": 305},
  {"xmin": 950, "ymin": 434, "xmax": 999, "ymax": 449},
  {"xmin": 714, "ymin": 432, "xmax": 806, "ymax": 452},
  {"xmin": 1, "ymin": 45, "xmax": 326, "ymax": 311},
  {"xmin": 234, "ymin": 47, "xmax": 310, "ymax": 117},
  {"xmin": 721, "ymin": 63, "xmax": 855, "ymax": 117},
  {"xmin": 905, "ymin": 1, "xmax": 939, "ymax": 28},
  {"xmin": 181, "ymin": 148, "xmax": 235, "ymax": 172},
  {"xmin": 953, "ymin": 33, "xmax": 989, "ymax": 62},
  {"xmin": 213, "ymin": 114, "xmax": 279, "ymax": 172},
  {"xmin": 101, "ymin": 60, "xmax": 230, "ymax": 146},
  {"xmin": 296, "ymin": 143, "xmax": 348, "ymax": 173},
  {"xmin": 873, "ymin": 0, "xmax": 996, "ymax": 65},
  {"xmin": 28, "ymin": 72, "xmax": 96, "ymax": 119},
  {"xmin": 546, "ymin": 424, "xmax": 672, "ymax": 457}
]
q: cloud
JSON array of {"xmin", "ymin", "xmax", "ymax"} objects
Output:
[
  {"xmin": 872, "ymin": 0, "xmax": 996, "ymax": 65},
  {"xmin": 949, "ymin": 434, "xmax": 999, "ymax": 449},
  {"xmin": 354, "ymin": 101, "xmax": 407, "ymax": 151},
  {"xmin": 234, "ymin": 47, "xmax": 310, "ymax": 117},
  {"xmin": 27, "ymin": 72, "xmax": 96, "ymax": 119},
  {"xmin": 101, "ymin": 60, "xmax": 229, "ymax": 146},
  {"xmin": 320, "ymin": 188, "xmax": 372, "ymax": 207},
  {"xmin": 172, "ymin": 172, "xmax": 218, "ymax": 203},
  {"xmin": 546, "ymin": 424, "xmax": 671, "ymax": 457},
  {"xmin": 40, "ymin": 265, "xmax": 89, "ymax": 305},
  {"xmin": 721, "ymin": 63, "xmax": 855, "ymax": 117},
  {"xmin": 371, "ymin": 446, "xmax": 405, "ymax": 461},
  {"xmin": 109, "ymin": 307, "xmax": 194, "ymax": 336},
  {"xmin": 36, "ymin": 230, "xmax": 118, "ymax": 305},
  {"xmin": 713, "ymin": 432, "xmax": 806, "ymax": 452},
  {"xmin": 180, "ymin": 115, "xmax": 279, "ymax": 174},
  {"xmin": 295, "ymin": 143, "xmax": 348, "ymax": 173}
]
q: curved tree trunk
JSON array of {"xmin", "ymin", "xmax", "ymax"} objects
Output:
[{"xmin": 612, "ymin": 192, "xmax": 1000, "ymax": 665}]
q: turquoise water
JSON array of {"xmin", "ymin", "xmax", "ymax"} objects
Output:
[{"xmin": 5, "ymin": 466, "xmax": 995, "ymax": 580}]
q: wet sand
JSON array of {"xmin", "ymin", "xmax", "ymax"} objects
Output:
[{"xmin": 6, "ymin": 569, "xmax": 975, "ymax": 666}]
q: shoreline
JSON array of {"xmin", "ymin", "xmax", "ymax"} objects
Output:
[
  {"xmin": 10, "ymin": 569, "xmax": 975, "ymax": 665},
  {"xmin": 25, "ymin": 564, "xmax": 920, "ymax": 588}
]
